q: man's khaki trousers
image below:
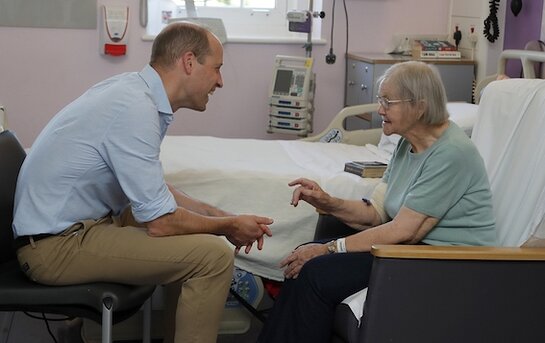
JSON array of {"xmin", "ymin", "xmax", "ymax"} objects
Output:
[{"xmin": 17, "ymin": 213, "xmax": 234, "ymax": 343}]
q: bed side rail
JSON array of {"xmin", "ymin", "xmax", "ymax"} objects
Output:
[
  {"xmin": 303, "ymin": 103, "xmax": 382, "ymax": 146},
  {"xmin": 475, "ymin": 49, "xmax": 545, "ymax": 103}
]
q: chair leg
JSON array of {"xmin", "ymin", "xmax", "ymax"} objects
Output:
[
  {"xmin": 102, "ymin": 297, "xmax": 113, "ymax": 343},
  {"xmin": 142, "ymin": 297, "xmax": 152, "ymax": 343}
]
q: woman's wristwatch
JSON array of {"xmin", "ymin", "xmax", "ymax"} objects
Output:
[
  {"xmin": 326, "ymin": 238, "xmax": 347, "ymax": 254},
  {"xmin": 326, "ymin": 240, "xmax": 337, "ymax": 254}
]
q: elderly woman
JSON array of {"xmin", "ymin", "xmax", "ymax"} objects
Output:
[{"xmin": 258, "ymin": 61, "xmax": 496, "ymax": 343}]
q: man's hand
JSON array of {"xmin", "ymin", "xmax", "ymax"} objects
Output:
[
  {"xmin": 227, "ymin": 215, "xmax": 273, "ymax": 254},
  {"xmin": 280, "ymin": 243, "xmax": 328, "ymax": 279}
]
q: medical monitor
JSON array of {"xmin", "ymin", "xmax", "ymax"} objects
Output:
[
  {"xmin": 273, "ymin": 69, "xmax": 294, "ymax": 95},
  {"xmin": 269, "ymin": 55, "xmax": 313, "ymax": 108}
]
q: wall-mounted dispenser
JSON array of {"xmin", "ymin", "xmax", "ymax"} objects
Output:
[{"xmin": 99, "ymin": 5, "xmax": 129, "ymax": 56}]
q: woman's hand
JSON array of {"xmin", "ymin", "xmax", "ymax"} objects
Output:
[
  {"xmin": 289, "ymin": 178, "xmax": 333, "ymax": 212},
  {"xmin": 280, "ymin": 243, "xmax": 328, "ymax": 279}
]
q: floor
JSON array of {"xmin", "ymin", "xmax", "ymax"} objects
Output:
[{"xmin": 0, "ymin": 296, "xmax": 271, "ymax": 343}]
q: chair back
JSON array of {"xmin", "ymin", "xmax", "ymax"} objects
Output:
[
  {"xmin": 471, "ymin": 79, "xmax": 545, "ymax": 246},
  {"xmin": 0, "ymin": 130, "xmax": 26, "ymax": 264}
]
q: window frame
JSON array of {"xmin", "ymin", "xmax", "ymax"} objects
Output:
[{"xmin": 143, "ymin": 0, "xmax": 324, "ymax": 44}]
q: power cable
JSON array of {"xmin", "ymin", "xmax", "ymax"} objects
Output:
[
  {"xmin": 326, "ymin": 0, "xmax": 337, "ymax": 63},
  {"xmin": 23, "ymin": 312, "xmax": 73, "ymax": 343},
  {"xmin": 483, "ymin": 0, "xmax": 500, "ymax": 43}
]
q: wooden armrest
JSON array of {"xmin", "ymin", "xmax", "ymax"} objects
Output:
[{"xmin": 371, "ymin": 244, "xmax": 545, "ymax": 261}]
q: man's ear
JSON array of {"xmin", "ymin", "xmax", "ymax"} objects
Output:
[{"xmin": 180, "ymin": 51, "xmax": 196, "ymax": 75}]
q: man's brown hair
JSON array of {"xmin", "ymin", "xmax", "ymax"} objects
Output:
[{"xmin": 150, "ymin": 22, "xmax": 211, "ymax": 69}]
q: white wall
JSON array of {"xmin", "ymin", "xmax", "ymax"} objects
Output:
[{"xmin": 0, "ymin": 0, "xmax": 451, "ymax": 148}]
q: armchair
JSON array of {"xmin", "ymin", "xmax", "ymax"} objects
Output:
[
  {"xmin": 0, "ymin": 129, "xmax": 156, "ymax": 343},
  {"xmin": 317, "ymin": 216, "xmax": 545, "ymax": 343},
  {"xmin": 361, "ymin": 244, "xmax": 545, "ymax": 342}
]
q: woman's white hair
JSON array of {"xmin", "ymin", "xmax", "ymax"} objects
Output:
[{"xmin": 377, "ymin": 61, "xmax": 449, "ymax": 125}]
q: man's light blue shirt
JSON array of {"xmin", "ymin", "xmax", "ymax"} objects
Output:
[{"xmin": 13, "ymin": 65, "xmax": 178, "ymax": 237}]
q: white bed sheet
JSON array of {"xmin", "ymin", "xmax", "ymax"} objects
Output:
[{"xmin": 160, "ymin": 136, "xmax": 387, "ymax": 281}]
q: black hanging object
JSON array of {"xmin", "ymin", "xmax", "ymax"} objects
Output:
[
  {"xmin": 511, "ymin": 0, "xmax": 523, "ymax": 16},
  {"xmin": 484, "ymin": 0, "xmax": 500, "ymax": 43}
]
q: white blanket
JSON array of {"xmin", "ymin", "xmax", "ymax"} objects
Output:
[
  {"xmin": 472, "ymin": 79, "xmax": 545, "ymax": 246},
  {"xmin": 161, "ymin": 136, "xmax": 386, "ymax": 281}
]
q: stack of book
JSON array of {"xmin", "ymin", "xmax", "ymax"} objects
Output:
[
  {"xmin": 412, "ymin": 40, "xmax": 461, "ymax": 59},
  {"xmin": 344, "ymin": 161, "xmax": 387, "ymax": 178}
]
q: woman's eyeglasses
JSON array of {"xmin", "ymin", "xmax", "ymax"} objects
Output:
[{"xmin": 376, "ymin": 96, "xmax": 413, "ymax": 110}]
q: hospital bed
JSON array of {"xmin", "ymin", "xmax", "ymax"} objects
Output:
[{"xmin": 161, "ymin": 131, "xmax": 387, "ymax": 281}]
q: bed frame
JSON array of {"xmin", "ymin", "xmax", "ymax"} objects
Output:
[
  {"xmin": 302, "ymin": 103, "xmax": 382, "ymax": 146},
  {"xmin": 475, "ymin": 49, "xmax": 545, "ymax": 103}
]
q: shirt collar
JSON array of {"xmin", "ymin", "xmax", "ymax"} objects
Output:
[{"xmin": 139, "ymin": 64, "xmax": 173, "ymax": 116}]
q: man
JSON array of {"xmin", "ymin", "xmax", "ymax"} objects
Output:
[{"xmin": 12, "ymin": 22, "xmax": 273, "ymax": 343}]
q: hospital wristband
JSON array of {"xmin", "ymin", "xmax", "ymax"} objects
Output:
[{"xmin": 336, "ymin": 238, "xmax": 347, "ymax": 253}]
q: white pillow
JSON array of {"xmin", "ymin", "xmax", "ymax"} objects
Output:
[
  {"xmin": 446, "ymin": 102, "xmax": 479, "ymax": 136},
  {"xmin": 377, "ymin": 102, "xmax": 479, "ymax": 154},
  {"xmin": 377, "ymin": 132, "xmax": 400, "ymax": 156}
]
